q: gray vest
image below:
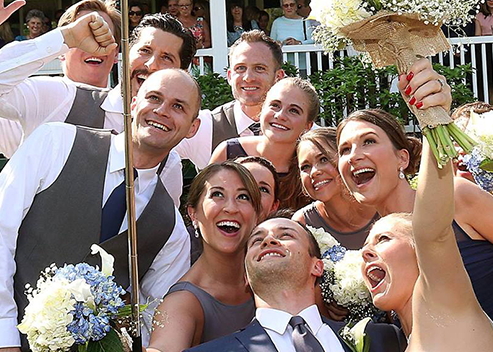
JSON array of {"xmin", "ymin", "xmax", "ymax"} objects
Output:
[
  {"xmin": 14, "ymin": 126, "xmax": 176, "ymax": 335},
  {"xmin": 211, "ymin": 101, "xmax": 239, "ymax": 151},
  {"xmin": 65, "ymin": 84, "xmax": 109, "ymax": 128}
]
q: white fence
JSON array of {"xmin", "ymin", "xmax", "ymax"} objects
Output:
[{"xmin": 34, "ymin": 36, "xmax": 493, "ymax": 104}]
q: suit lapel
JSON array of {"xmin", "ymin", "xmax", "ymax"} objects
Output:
[{"xmin": 235, "ymin": 319, "xmax": 278, "ymax": 352}]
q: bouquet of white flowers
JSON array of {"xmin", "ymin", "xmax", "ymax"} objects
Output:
[
  {"xmin": 309, "ymin": 0, "xmax": 480, "ymax": 167},
  {"xmin": 463, "ymin": 110, "xmax": 493, "ymax": 192},
  {"xmin": 18, "ymin": 245, "xmax": 143, "ymax": 352},
  {"xmin": 308, "ymin": 226, "xmax": 377, "ymax": 322}
]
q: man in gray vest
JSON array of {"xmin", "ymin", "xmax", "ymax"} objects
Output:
[
  {"xmin": 186, "ymin": 217, "xmax": 406, "ymax": 352},
  {"xmin": 175, "ymin": 30, "xmax": 285, "ymax": 169},
  {"xmin": 0, "ymin": 1, "xmax": 196, "ymax": 206},
  {"xmin": 0, "ymin": 69, "xmax": 201, "ymax": 350}
]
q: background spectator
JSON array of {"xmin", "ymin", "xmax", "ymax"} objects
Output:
[
  {"xmin": 475, "ymin": 1, "xmax": 493, "ymax": 36},
  {"xmin": 177, "ymin": 0, "xmax": 211, "ymax": 48},
  {"xmin": 296, "ymin": 0, "xmax": 311, "ymax": 18},
  {"xmin": 15, "ymin": 9, "xmax": 45, "ymax": 41},
  {"xmin": 167, "ymin": 0, "xmax": 180, "ymax": 17},
  {"xmin": 193, "ymin": 0, "xmax": 210, "ymax": 28},
  {"xmin": 129, "ymin": 2, "xmax": 144, "ymax": 33},
  {"xmin": 0, "ymin": 21, "xmax": 14, "ymax": 48},
  {"xmin": 42, "ymin": 15, "xmax": 52, "ymax": 33},
  {"xmin": 226, "ymin": 0, "xmax": 251, "ymax": 46},
  {"xmin": 257, "ymin": 10, "xmax": 270, "ymax": 35},
  {"xmin": 245, "ymin": 5, "xmax": 260, "ymax": 29}
]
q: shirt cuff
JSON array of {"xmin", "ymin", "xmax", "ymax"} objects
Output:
[
  {"xmin": 0, "ymin": 317, "xmax": 21, "ymax": 347},
  {"xmin": 33, "ymin": 28, "xmax": 69, "ymax": 62}
]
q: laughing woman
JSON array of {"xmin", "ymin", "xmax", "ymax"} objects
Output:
[
  {"xmin": 147, "ymin": 162, "xmax": 261, "ymax": 351},
  {"xmin": 209, "ymin": 77, "xmax": 317, "ymax": 210},
  {"xmin": 336, "ymin": 62, "xmax": 493, "ymax": 319},
  {"xmin": 361, "ymin": 139, "xmax": 493, "ymax": 351},
  {"xmin": 293, "ymin": 127, "xmax": 378, "ymax": 250}
]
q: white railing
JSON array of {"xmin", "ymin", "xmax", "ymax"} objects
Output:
[{"xmin": 33, "ymin": 36, "xmax": 493, "ymax": 104}]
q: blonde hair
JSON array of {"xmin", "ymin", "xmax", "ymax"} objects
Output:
[{"xmin": 372, "ymin": 212, "xmax": 415, "ymax": 247}]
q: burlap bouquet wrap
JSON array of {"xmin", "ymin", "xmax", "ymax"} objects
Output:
[{"xmin": 339, "ymin": 11, "xmax": 453, "ymax": 127}]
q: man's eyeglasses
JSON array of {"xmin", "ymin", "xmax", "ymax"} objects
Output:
[
  {"xmin": 129, "ymin": 11, "xmax": 143, "ymax": 16},
  {"xmin": 282, "ymin": 3, "xmax": 297, "ymax": 9}
]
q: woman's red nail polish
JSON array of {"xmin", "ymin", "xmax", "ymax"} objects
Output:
[
  {"xmin": 405, "ymin": 86, "xmax": 412, "ymax": 95},
  {"xmin": 416, "ymin": 101, "xmax": 423, "ymax": 109},
  {"xmin": 406, "ymin": 72, "xmax": 414, "ymax": 81},
  {"xmin": 409, "ymin": 97, "xmax": 416, "ymax": 105}
]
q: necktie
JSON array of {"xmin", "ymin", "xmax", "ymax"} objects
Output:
[
  {"xmin": 289, "ymin": 316, "xmax": 325, "ymax": 352},
  {"xmin": 248, "ymin": 122, "xmax": 261, "ymax": 136},
  {"xmin": 100, "ymin": 169, "xmax": 138, "ymax": 242}
]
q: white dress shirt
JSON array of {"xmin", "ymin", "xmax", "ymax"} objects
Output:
[
  {"xmin": 175, "ymin": 100, "xmax": 257, "ymax": 169},
  {"xmin": 0, "ymin": 29, "xmax": 182, "ymax": 207},
  {"xmin": 0, "ymin": 123, "xmax": 190, "ymax": 347},
  {"xmin": 256, "ymin": 305, "xmax": 345, "ymax": 352}
]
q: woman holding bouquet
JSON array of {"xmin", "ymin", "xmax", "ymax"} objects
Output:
[
  {"xmin": 293, "ymin": 127, "xmax": 378, "ymax": 250},
  {"xmin": 336, "ymin": 60, "xmax": 493, "ymax": 319},
  {"xmin": 209, "ymin": 77, "xmax": 317, "ymax": 210},
  {"xmin": 147, "ymin": 162, "xmax": 261, "ymax": 351},
  {"xmin": 360, "ymin": 138, "xmax": 493, "ymax": 350}
]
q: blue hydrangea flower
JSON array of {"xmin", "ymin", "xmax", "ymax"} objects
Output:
[
  {"xmin": 322, "ymin": 245, "xmax": 347, "ymax": 262},
  {"xmin": 55, "ymin": 263, "xmax": 125, "ymax": 343},
  {"xmin": 464, "ymin": 149, "xmax": 493, "ymax": 192}
]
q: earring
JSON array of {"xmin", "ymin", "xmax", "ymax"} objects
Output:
[
  {"xmin": 399, "ymin": 167, "xmax": 405, "ymax": 180},
  {"xmin": 193, "ymin": 221, "xmax": 200, "ymax": 238}
]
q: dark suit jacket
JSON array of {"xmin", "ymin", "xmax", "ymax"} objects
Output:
[{"xmin": 185, "ymin": 317, "xmax": 406, "ymax": 352}]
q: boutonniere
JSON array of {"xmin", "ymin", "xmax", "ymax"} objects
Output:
[{"xmin": 339, "ymin": 317, "xmax": 371, "ymax": 352}]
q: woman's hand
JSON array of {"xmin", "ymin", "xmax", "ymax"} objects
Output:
[{"xmin": 398, "ymin": 58, "xmax": 452, "ymax": 113}]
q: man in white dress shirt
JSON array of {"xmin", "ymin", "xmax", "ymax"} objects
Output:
[
  {"xmin": 0, "ymin": 69, "xmax": 200, "ymax": 351},
  {"xmin": 175, "ymin": 30, "xmax": 285, "ymax": 169},
  {"xmin": 186, "ymin": 217, "xmax": 406, "ymax": 352},
  {"xmin": 0, "ymin": 1, "xmax": 197, "ymax": 206}
]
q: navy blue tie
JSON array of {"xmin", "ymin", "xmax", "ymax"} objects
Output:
[{"xmin": 100, "ymin": 169, "xmax": 138, "ymax": 242}]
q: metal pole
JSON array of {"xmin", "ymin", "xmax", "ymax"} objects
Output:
[{"xmin": 120, "ymin": 0, "xmax": 142, "ymax": 350}]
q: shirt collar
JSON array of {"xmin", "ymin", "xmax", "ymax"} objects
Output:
[
  {"xmin": 256, "ymin": 305, "xmax": 323, "ymax": 336},
  {"xmin": 101, "ymin": 83, "xmax": 124, "ymax": 114},
  {"xmin": 109, "ymin": 133, "xmax": 160, "ymax": 194},
  {"xmin": 234, "ymin": 101, "xmax": 257, "ymax": 134}
]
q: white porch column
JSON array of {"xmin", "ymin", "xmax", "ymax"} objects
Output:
[{"xmin": 209, "ymin": 0, "xmax": 229, "ymax": 76}]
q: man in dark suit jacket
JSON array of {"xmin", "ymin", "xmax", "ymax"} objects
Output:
[{"xmin": 186, "ymin": 218, "xmax": 406, "ymax": 352}]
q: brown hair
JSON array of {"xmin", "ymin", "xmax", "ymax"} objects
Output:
[
  {"xmin": 277, "ymin": 77, "xmax": 320, "ymax": 123},
  {"xmin": 187, "ymin": 161, "xmax": 262, "ymax": 216},
  {"xmin": 336, "ymin": 109, "xmax": 422, "ymax": 174},
  {"xmin": 236, "ymin": 156, "xmax": 280, "ymax": 203},
  {"xmin": 59, "ymin": 0, "xmax": 121, "ymax": 46},
  {"xmin": 229, "ymin": 29, "xmax": 283, "ymax": 71},
  {"xmin": 297, "ymin": 127, "xmax": 338, "ymax": 166}
]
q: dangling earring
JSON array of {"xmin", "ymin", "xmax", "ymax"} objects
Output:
[
  {"xmin": 399, "ymin": 167, "xmax": 405, "ymax": 180},
  {"xmin": 193, "ymin": 221, "xmax": 200, "ymax": 238}
]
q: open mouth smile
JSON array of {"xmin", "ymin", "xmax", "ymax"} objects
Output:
[
  {"xmin": 366, "ymin": 265, "xmax": 386, "ymax": 290},
  {"xmin": 216, "ymin": 220, "xmax": 241, "ymax": 235},
  {"xmin": 270, "ymin": 123, "xmax": 289, "ymax": 131},
  {"xmin": 313, "ymin": 179, "xmax": 332, "ymax": 191},
  {"xmin": 147, "ymin": 120, "xmax": 170, "ymax": 132},
  {"xmin": 84, "ymin": 57, "xmax": 104, "ymax": 65},
  {"xmin": 257, "ymin": 249, "xmax": 285, "ymax": 261},
  {"xmin": 352, "ymin": 167, "xmax": 375, "ymax": 186}
]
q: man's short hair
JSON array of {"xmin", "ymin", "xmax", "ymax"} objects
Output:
[
  {"xmin": 130, "ymin": 13, "xmax": 197, "ymax": 69},
  {"xmin": 58, "ymin": 0, "xmax": 122, "ymax": 45},
  {"xmin": 229, "ymin": 29, "xmax": 283, "ymax": 71}
]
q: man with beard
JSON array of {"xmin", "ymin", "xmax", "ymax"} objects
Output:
[
  {"xmin": 175, "ymin": 30, "xmax": 285, "ymax": 169},
  {"xmin": 0, "ymin": 69, "xmax": 201, "ymax": 351},
  {"xmin": 0, "ymin": 1, "xmax": 196, "ymax": 206},
  {"xmin": 186, "ymin": 217, "xmax": 406, "ymax": 352}
]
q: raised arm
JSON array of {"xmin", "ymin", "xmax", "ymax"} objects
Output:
[
  {"xmin": 0, "ymin": 0, "xmax": 24, "ymax": 25},
  {"xmin": 412, "ymin": 140, "xmax": 476, "ymax": 309}
]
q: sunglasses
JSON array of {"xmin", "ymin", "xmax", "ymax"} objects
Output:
[
  {"xmin": 129, "ymin": 11, "xmax": 143, "ymax": 16},
  {"xmin": 282, "ymin": 3, "xmax": 297, "ymax": 8}
]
